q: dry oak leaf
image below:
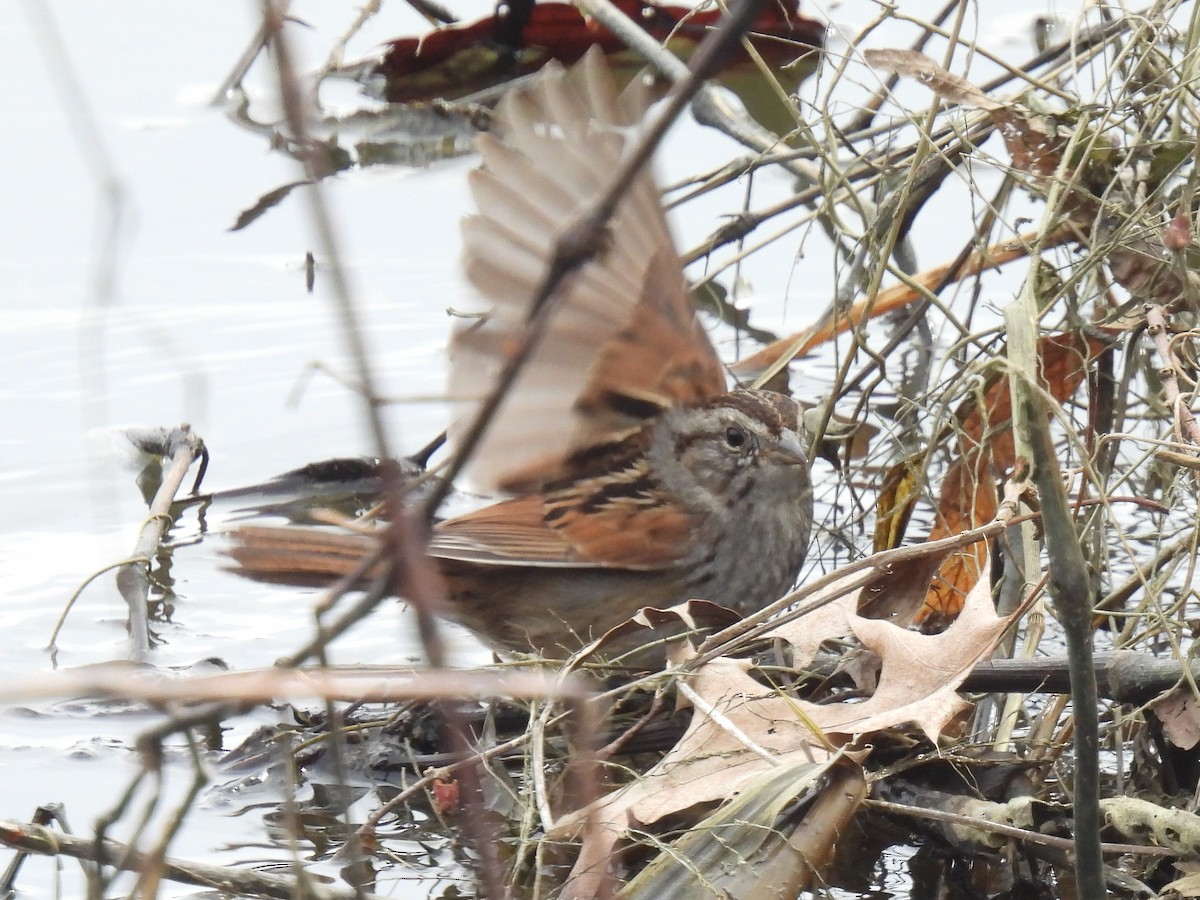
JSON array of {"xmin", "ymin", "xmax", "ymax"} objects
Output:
[
  {"xmin": 771, "ymin": 550, "xmax": 1006, "ymax": 741},
  {"xmin": 552, "ymin": 546, "xmax": 1009, "ymax": 872}
]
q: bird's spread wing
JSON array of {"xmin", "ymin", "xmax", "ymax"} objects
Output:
[{"xmin": 450, "ymin": 48, "xmax": 726, "ymax": 494}]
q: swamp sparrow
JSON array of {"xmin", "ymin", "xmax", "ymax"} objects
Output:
[{"xmin": 229, "ymin": 50, "xmax": 814, "ymax": 657}]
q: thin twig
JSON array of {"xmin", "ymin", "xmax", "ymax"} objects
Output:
[
  {"xmin": 0, "ymin": 819, "xmax": 386, "ymax": 900},
  {"xmin": 115, "ymin": 425, "xmax": 205, "ymax": 662}
]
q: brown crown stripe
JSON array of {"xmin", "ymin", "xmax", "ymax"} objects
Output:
[{"xmin": 712, "ymin": 390, "xmax": 797, "ymax": 436}]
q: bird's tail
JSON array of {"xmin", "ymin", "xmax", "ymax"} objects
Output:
[{"xmin": 226, "ymin": 525, "xmax": 382, "ymax": 586}]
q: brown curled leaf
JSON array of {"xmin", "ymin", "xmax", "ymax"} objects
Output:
[
  {"xmin": 863, "ymin": 48, "xmax": 1006, "ymax": 112},
  {"xmin": 919, "ymin": 331, "xmax": 1108, "ymax": 625}
]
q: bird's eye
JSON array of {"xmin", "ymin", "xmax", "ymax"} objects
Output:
[{"xmin": 724, "ymin": 426, "xmax": 747, "ymax": 449}]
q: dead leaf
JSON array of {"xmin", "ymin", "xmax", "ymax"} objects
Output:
[
  {"xmin": 552, "ymin": 546, "xmax": 1010, "ymax": 874},
  {"xmin": 874, "ymin": 456, "xmax": 921, "ymax": 551},
  {"xmin": 874, "ymin": 52, "xmax": 1199, "ymax": 310},
  {"xmin": 432, "ymin": 777, "xmax": 460, "ymax": 815},
  {"xmin": 857, "ymin": 532, "xmax": 949, "ymax": 625},
  {"xmin": 863, "ymin": 49, "xmax": 1070, "ymax": 181},
  {"xmin": 1152, "ymin": 687, "xmax": 1200, "ymax": 751},
  {"xmin": 863, "ymin": 49, "xmax": 1006, "ymax": 111},
  {"xmin": 365, "ymin": 0, "xmax": 824, "ymax": 134},
  {"xmin": 573, "ymin": 600, "xmax": 743, "ymax": 669},
  {"xmin": 846, "ymin": 564, "xmax": 1006, "ymax": 739},
  {"xmin": 920, "ymin": 332, "xmax": 1105, "ymax": 624},
  {"xmin": 229, "ymin": 179, "xmax": 311, "ymax": 232},
  {"xmin": 618, "ymin": 756, "xmax": 860, "ymax": 899},
  {"xmin": 993, "ymin": 107, "xmax": 1067, "ymax": 179}
]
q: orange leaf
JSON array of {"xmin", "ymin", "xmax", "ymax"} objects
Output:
[{"xmin": 919, "ymin": 332, "xmax": 1107, "ymax": 625}]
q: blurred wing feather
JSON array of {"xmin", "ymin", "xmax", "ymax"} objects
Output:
[{"xmin": 449, "ymin": 48, "xmax": 725, "ymax": 493}]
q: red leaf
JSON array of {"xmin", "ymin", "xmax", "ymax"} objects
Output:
[{"xmin": 373, "ymin": 0, "xmax": 824, "ymax": 104}]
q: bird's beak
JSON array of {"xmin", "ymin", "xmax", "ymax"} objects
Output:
[{"xmin": 766, "ymin": 428, "xmax": 809, "ymax": 467}]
